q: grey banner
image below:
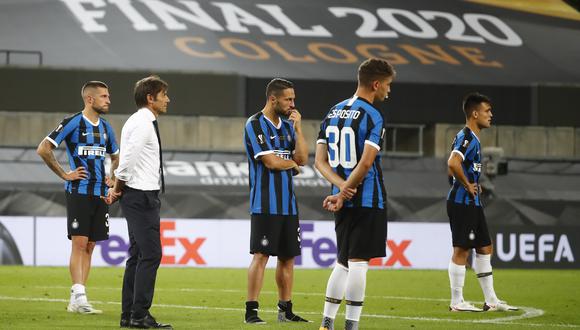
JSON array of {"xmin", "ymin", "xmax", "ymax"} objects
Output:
[{"xmin": 1, "ymin": 0, "xmax": 579, "ymax": 85}]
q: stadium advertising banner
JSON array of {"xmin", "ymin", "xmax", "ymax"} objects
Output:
[
  {"xmin": 2, "ymin": 217, "xmax": 578, "ymax": 269},
  {"xmin": 1, "ymin": 0, "xmax": 579, "ymax": 85},
  {"xmin": 1, "ymin": 217, "xmax": 453, "ymax": 269},
  {"xmin": 489, "ymin": 225, "xmax": 579, "ymax": 269}
]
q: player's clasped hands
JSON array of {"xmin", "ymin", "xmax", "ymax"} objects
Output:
[
  {"xmin": 323, "ymin": 194, "xmax": 344, "ymax": 212},
  {"xmin": 105, "ymin": 175, "xmax": 114, "ymax": 188},
  {"xmin": 323, "ymin": 184, "xmax": 357, "ymax": 212},
  {"xmin": 101, "ymin": 188, "xmax": 122, "ymax": 205},
  {"xmin": 339, "ymin": 183, "xmax": 357, "ymax": 200}
]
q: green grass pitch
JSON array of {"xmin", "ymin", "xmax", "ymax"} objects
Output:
[{"xmin": 0, "ymin": 266, "xmax": 578, "ymax": 329}]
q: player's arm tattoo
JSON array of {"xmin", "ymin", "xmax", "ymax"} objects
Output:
[{"xmin": 36, "ymin": 139, "xmax": 67, "ymax": 180}]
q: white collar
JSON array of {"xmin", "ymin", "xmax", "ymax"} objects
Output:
[
  {"xmin": 263, "ymin": 113, "xmax": 282, "ymax": 129},
  {"xmin": 138, "ymin": 107, "xmax": 157, "ymax": 121},
  {"xmin": 82, "ymin": 113, "xmax": 100, "ymax": 126}
]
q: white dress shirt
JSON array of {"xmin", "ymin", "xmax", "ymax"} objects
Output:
[{"xmin": 115, "ymin": 108, "xmax": 161, "ymax": 191}]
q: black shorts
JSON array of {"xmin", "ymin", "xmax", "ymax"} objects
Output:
[
  {"xmin": 250, "ymin": 214, "xmax": 301, "ymax": 258},
  {"xmin": 335, "ymin": 207, "xmax": 388, "ymax": 267},
  {"xmin": 447, "ymin": 200, "xmax": 491, "ymax": 248},
  {"xmin": 66, "ymin": 192, "xmax": 109, "ymax": 241}
]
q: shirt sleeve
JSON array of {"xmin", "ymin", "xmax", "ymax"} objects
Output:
[
  {"xmin": 364, "ymin": 112, "xmax": 384, "ymax": 151},
  {"xmin": 245, "ymin": 119, "xmax": 273, "ymax": 159},
  {"xmin": 451, "ymin": 132, "xmax": 473, "ymax": 161},
  {"xmin": 45, "ymin": 116, "xmax": 78, "ymax": 147},
  {"xmin": 114, "ymin": 119, "xmax": 149, "ymax": 182},
  {"xmin": 317, "ymin": 120, "xmax": 327, "ymax": 144},
  {"xmin": 463, "ymin": 140, "xmax": 477, "ymax": 162},
  {"xmin": 104, "ymin": 121, "xmax": 119, "ymax": 155}
]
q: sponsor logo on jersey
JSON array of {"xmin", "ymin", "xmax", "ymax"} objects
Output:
[
  {"xmin": 274, "ymin": 149, "xmax": 292, "ymax": 160},
  {"xmin": 327, "ymin": 109, "xmax": 361, "ymax": 119},
  {"xmin": 78, "ymin": 145, "xmax": 106, "ymax": 157},
  {"xmin": 81, "ymin": 131, "xmax": 105, "ymax": 138},
  {"xmin": 473, "ymin": 163, "xmax": 482, "ymax": 172}
]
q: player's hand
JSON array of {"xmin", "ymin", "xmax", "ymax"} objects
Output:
[
  {"xmin": 64, "ymin": 166, "xmax": 87, "ymax": 181},
  {"xmin": 291, "ymin": 162, "xmax": 301, "ymax": 176},
  {"xmin": 105, "ymin": 176, "xmax": 114, "ymax": 188},
  {"xmin": 323, "ymin": 194, "xmax": 344, "ymax": 212},
  {"xmin": 339, "ymin": 182, "xmax": 357, "ymax": 200},
  {"xmin": 465, "ymin": 182, "xmax": 478, "ymax": 198},
  {"xmin": 101, "ymin": 188, "xmax": 122, "ymax": 205},
  {"xmin": 288, "ymin": 109, "xmax": 302, "ymax": 130}
]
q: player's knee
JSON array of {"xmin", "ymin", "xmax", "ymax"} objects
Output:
[
  {"xmin": 278, "ymin": 256, "xmax": 294, "ymax": 265},
  {"xmin": 71, "ymin": 236, "xmax": 89, "ymax": 251},
  {"xmin": 253, "ymin": 253, "xmax": 270, "ymax": 266},
  {"xmin": 476, "ymin": 245, "xmax": 493, "ymax": 256},
  {"xmin": 86, "ymin": 241, "xmax": 96, "ymax": 254},
  {"xmin": 452, "ymin": 248, "xmax": 469, "ymax": 263}
]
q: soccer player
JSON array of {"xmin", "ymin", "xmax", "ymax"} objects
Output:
[
  {"xmin": 315, "ymin": 58, "xmax": 394, "ymax": 330},
  {"xmin": 243, "ymin": 78, "xmax": 309, "ymax": 324},
  {"xmin": 37, "ymin": 81, "xmax": 119, "ymax": 314},
  {"xmin": 446, "ymin": 92, "xmax": 518, "ymax": 312}
]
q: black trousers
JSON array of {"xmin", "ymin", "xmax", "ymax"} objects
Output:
[{"xmin": 120, "ymin": 187, "xmax": 162, "ymax": 319}]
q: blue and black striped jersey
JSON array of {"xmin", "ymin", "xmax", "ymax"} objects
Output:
[
  {"xmin": 244, "ymin": 112, "xmax": 298, "ymax": 215},
  {"xmin": 447, "ymin": 127, "xmax": 482, "ymax": 206},
  {"xmin": 317, "ymin": 96, "xmax": 387, "ymax": 209},
  {"xmin": 46, "ymin": 112, "xmax": 119, "ymax": 197}
]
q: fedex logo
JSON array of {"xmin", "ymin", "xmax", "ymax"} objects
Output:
[
  {"xmin": 296, "ymin": 223, "xmax": 336, "ymax": 267},
  {"xmin": 369, "ymin": 240, "xmax": 412, "ymax": 267},
  {"xmin": 296, "ymin": 222, "xmax": 412, "ymax": 268},
  {"xmin": 160, "ymin": 221, "xmax": 206, "ymax": 265},
  {"xmin": 98, "ymin": 220, "xmax": 207, "ymax": 266}
]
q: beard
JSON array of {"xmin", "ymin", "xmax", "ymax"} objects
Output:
[
  {"xmin": 274, "ymin": 103, "xmax": 292, "ymax": 117},
  {"xmin": 92, "ymin": 105, "xmax": 108, "ymax": 114}
]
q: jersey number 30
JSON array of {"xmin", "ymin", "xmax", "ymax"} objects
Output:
[{"xmin": 326, "ymin": 126, "xmax": 357, "ymax": 169}]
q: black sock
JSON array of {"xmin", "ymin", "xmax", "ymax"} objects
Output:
[
  {"xmin": 246, "ymin": 301, "xmax": 259, "ymax": 318},
  {"xmin": 278, "ymin": 300, "xmax": 293, "ymax": 314}
]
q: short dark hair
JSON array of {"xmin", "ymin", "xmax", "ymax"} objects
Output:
[
  {"xmin": 81, "ymin": 81, "xmax": 108, "ymax": 97},
  {"xmin": 462, "ymin": 92, "xmax": 491, "ymax": 118},
  {"xmin": 134, "ymin": 75, "xmax": 168, "ymax": 107},
  {"xmin": 358, "ymin": 58, "xmax": 396, "ymax": 87},
  {"xmin": 266, "ymin": 78, "xmax": 294, "ymax": 97}
]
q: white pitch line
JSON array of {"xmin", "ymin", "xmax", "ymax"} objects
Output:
[
  {"xmin": 25, "ymin": 285, "xmax": 451, "ymax": 301},
  {"xmin": 0, "ymin": 295, "xmax": 576, "ymax": 328}
]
